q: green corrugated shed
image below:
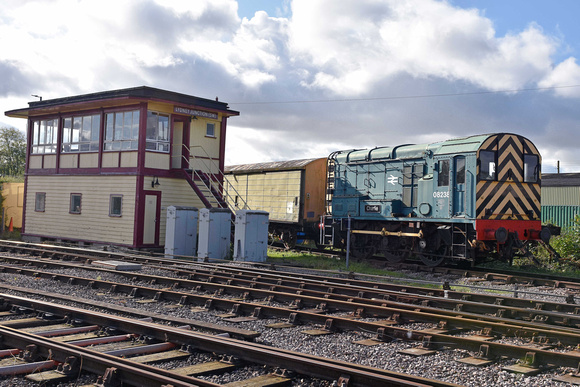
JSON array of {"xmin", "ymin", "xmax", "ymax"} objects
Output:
[
  {"xmin": 541, "ymin": 205, "xmax": 580, "ymax": 230},
  {"xmin": 541, "ymin": 174, "xmax": 580, "ymax": 230},
  {"xmin": 541, "ymin": 187, "xmax": 580, "ymax": 206}
]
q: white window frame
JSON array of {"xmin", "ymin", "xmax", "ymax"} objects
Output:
[
  {"xmin": 145, "ymin": 111, "xmax": 170, "ymax": 152},
  {"xmin": 104, "ymin": 110, "xmax": 140, "ymax": 151},
  {"xmin": 206, "ymin": 123, "xmax": 215, "ymax": 138},
  {"xmin": 31, "ymin": 119, "xmax": 58, "ymax": 154},
  {"xmin": 62, "ymin": 114, "xmax": 101, "ymax": 153},
  {"xmin": 109, "ymin": 194, "xmax": 123, "ymax": 217}
]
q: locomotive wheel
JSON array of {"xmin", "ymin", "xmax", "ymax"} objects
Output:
[
  {"xmin": 350, "ymin": 242, "xmax": 376, "ymax": 260},
  {"xmin": 417, "ymin": 246, "xmax": 448, "ymax": 267},
  {"xmin": 418, "ymin": 253, "xmax": 445, "ymax": 267},
  {"xmin": 384, "ymin": 250, "xmax": 409, "ymax": 263},
  {"xmin": 349, "ymin": 233, "xmax": 376, "ymax": 260},
  {"xmin": 377, "ymin": 235, "xmax": 410, "ymax": 263}
]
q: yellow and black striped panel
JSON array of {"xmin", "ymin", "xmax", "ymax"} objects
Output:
[
  {"xmin": 497, "ymin": 135, "xmax": 523, "ymax": 181},
  {"xmin": 476, "ymin": 134, "xmax": 541, "ymax": 220}
]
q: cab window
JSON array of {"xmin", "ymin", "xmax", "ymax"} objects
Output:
[
  {"xmin": 456, "ymin": 157, "xmax": 465, "ymax": 184},
  {"xmin": 438, "ymin": 160, "xmax": 449, "ymax": 186},
  {"xmin": 479, "ymin": 151, "xmax": 496, "ymax": 180},
  {"xmin": 524, "ymin": 154, "xmax": 539, "ymax": 183}
]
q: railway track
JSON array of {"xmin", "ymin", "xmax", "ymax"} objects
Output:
[
  {"xmin": 4, "ymin": 240, "xmax": 579, "ymax": 292},
  {"xmin": 0, "ymin": 253, "xmax": 579, "ymax": 334},
  {"xmin": 0, "ymin": 294, "xmax": 456, "ymax": 386},
  {"xmin": 273, "ymin": 242, "xmax": 580, "ymax": 292},
  {"xmin": 387, "ymin": 261, "xmax": 580, "ymax": 291},
  {"xmin": 0, "ymin": 240, "xmax": 580, "ymax": 384}
]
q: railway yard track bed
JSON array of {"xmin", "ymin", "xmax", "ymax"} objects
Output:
[{"xmin": 0, "ymin": 242, "xmax": 578, "ymax": 385}]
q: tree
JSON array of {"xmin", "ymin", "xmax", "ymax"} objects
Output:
[{"xmin": 0, "ymin": 127, "xmax": 26, "ymax": 177}]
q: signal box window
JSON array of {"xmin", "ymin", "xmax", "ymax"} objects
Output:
[
  {"xmin": 62, "ymin": 114, "xmax": 100, "ymax": 152},
  {"xmin": 31, "ymin": 119, "xmax": 58, "ymax": 154},
  {"xmin": 104, "ymin": 110, "xmax": 140, "ymax": 151},
  {"xmin": 70, "ymin": 194, "xmax": 82, "ymax": 214},
  {"xmin": 479, "ymin": 151, "xmax": 496, "ymax": 180},
  {"xmin": 206, "ymin": 123, "xmax": 215, "ymax": 137},
  {"xmin": 524, "ymin": 154, "xmax": 539, "ymax": 183},
  {"xmin": 146, "ymin": 111, "xmax": 170, "ymax": 152},
  {"xmin": 109, "ymin": 195, "xmax": 123, "ymax": 217},
  {"xmin": 438, "ymin": 160, "xmax": 449, "ymax": 186},
  {"xmin": 35, "ymin": 192, "xmax": 46, "ymax": 212}
]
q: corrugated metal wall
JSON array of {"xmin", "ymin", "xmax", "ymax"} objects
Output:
[
  {"xmin": 541, "ymin": 187, "xmax": 580, "ymax": 206},
  {"xmin": 541, "ymin": 205, "xmax": 580, "ymax": 230},
  {"xmin": 226, "ymin": 170, "xmax": 302, "ymax": 223}
]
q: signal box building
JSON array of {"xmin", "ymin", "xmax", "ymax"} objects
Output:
[{"xmin": 5, "ymin": 86, "xmax": 239, "ymax": 248}]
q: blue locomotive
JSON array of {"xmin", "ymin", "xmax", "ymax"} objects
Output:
[{"xmin": 320, "ymin": 133, "xmax": 552, "ymax": 266}]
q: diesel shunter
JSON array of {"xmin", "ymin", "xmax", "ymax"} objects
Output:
[{"xmin": 320, "ymin": 133, "xmax": 552, "ymax": 266}]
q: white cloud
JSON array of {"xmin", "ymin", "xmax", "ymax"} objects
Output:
[
  {"xmin": 179, "ymin": 10, "xmax": 288, "ymax": 88},
  {"xmin": 0, "ymin": 0, "xmax": 569, "ymax": 97},
  {"xmin": 288, "ymin": 0, "xmax": 558, "ymax": 94},
  {"xmin": 225, "ymin": 126, "xmax": 347, "ymax": 165},
  {"xmin": 1, "ymin": 0, "xmax": 580, "ymax": 170},
  {"xmin": 539, "ymin": 57, "xmax": 580, "ymax": 97}
]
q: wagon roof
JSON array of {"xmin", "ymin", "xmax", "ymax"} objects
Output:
[
  {"xmin": 225, "ymin": 158, "xmax": 323, "ymax": 174},
  {"xmin": 542, "ymin": 173, "xmax": 580, "ymax": 187}
]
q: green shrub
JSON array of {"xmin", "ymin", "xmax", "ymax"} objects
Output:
[{"xmin": 551, "ymin": 215, "xmax": 580, "ymax": 260}]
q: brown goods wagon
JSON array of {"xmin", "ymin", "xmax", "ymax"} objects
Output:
[{"xmin": 225, "ymin": 158, "xmax": 326, "ymax": 246}]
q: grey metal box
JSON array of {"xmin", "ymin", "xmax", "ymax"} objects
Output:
[
  {"xmin": 197, "ymin": 208, "xmax": 232, "ymax": 261},
  {"xmin": 233, "ymin": 210, "xmax": 269, "ymax": 262},
  {"xmin": 164, "ymin": 206, "xmax": 198, "ymax": 258}
]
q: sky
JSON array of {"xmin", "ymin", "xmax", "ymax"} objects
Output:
[{"xmin": 2, "ymin": 0, "xmax": 580, "ymax": 173}]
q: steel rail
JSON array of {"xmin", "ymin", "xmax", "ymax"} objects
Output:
[
  {"xmin": 390, "ymin": 262, "xmax": 580, "ymax": 290},
  {"xmin": 3, "ymin": 239, "xmax": 579, "ymax": 292},
  {"xmin": 1, "ymin": 261, "xmax": 580, "ymax": 347},
  {"xmin": 4, "ymin": 253, "xmax": 580, "ymax": 336},
  {"xmin": 146, "ymin": 263, "xmax": 580, "ymax": 327},
  {"xmin": 0, "ymin": 325, "xmax": 213, "ymax": 387},
  {"xmin": 0, "ymin": 282, "xmax": 259, "ymax": 340},
  {"xmin": 191, "ymin": 261, "xmax": 580, "ymax": 314},
  {"xmin": 2, "ymin": 292, "xmax": 580, "ymax": 372},
  {"xmin": 1, "ymin": 253, "xmax": 578, "ymax": 327},
  {"xmin": 0, "ymin": 294, "xmax": 457, "ymax": 387}
]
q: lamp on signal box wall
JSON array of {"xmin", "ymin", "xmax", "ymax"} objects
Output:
[
  {"xmin": 191, "ymin": 115, "xmax": 198, "ymax": 121},
  {"xmin": 151, "ymin": 177, "xmax": 160, "ymax": 188}
]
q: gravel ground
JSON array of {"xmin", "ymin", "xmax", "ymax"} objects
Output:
[{"xmin": 0, "ymin": 262, "xmax": 576, "ymax": 386}]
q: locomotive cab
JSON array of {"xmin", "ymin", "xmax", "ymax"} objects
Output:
[{"xmin": 473, "ymin": 134, "xmax": 545, "ymax": 260}]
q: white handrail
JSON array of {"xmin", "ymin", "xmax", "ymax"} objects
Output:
[{"xmin": 181, "ymin": 144, "xmax": 249, "ymax": 210}]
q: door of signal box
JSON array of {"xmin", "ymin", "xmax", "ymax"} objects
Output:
[
  {"xmin": 171, "ymin": 118, "xmax": 190, "ymax": 169},
  {"xmin": 143, "ymin": 191, "xmax": 161, "ymax": 246}
]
